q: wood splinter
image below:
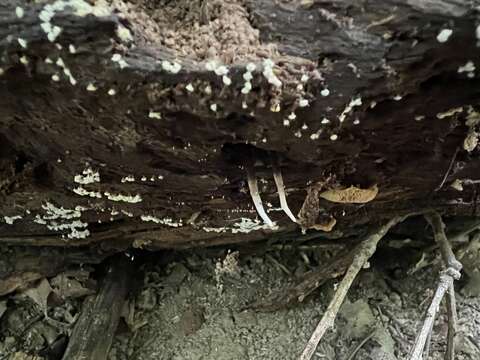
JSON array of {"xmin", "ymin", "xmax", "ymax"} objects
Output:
[
  {"xmin": 61, "ymin": 254, "xmax": 134, "ymax": 360},
  {"xmin": 299, "ymin": 215, "xmax": 408, "ymax": 360},
  {"xmin": 408, "ymin": 212, "xmax": 463, "ymax": 360}
]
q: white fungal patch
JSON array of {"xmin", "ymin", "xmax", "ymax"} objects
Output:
[
  {"xmin": 186, "ymin": 83, "xmax": 194, "ymax": 92},
  {"xmin": 458, "ymin": 61, "xmax": 475, "ymax": 78},
  {"xmin": 301, "ymin": 123, "xmax": 308, "ymax": 130},
  {"xmin": 288, "ymin": 112, "xmax": 297, "ymax": 120},
  {"xmin": 214, "ymin": 65, "xmax": 229, "ymax": 76},
  {"xmin": 436, "ymin": 107, "xmax": 463, "ymax": 119},
  {"xmin": 204, "ymin": 85, "xmax": 212, "ymax": 95},
  {"xmin": 246, "ymin": 63, "xmax": 256, "ymax": 72},
  {"xmin": 321, "ymin": 117, "xmax": 330, "ymax": 124},
  {"xmin": 298, "ymin": 98, "xmax": 309, "ymax": 107},
  {"xmin": 283, "ymin": 119, "xmax": 290, "ymax": 126},
  {"xmin": 148, "ymin": 111, "xmax": 161, "ymax": 119},
  {"xmin": 437, "ymin": 29, "xmax": 453, "ymax": 43},
  {"xmin": 294, "ymin": 130, "xmax": 302, "ymax": 138},
  {"xmin": 108, "ymin": 88, "xmax": 116, "ymax": 96},
  {"xmin": 116, "ymin": 25, "xmax": 133, "ymax": 42},
  {"xmin": 301, "ymin": 74, "xmax": 309, "ymax": 83},
  {"xmin": 210, "ymin": 103, "xmax": 218, "ymax": 112},
  {"xmin": 339, "ymin": 97, "xmax": 362, "ymax": 123},
  {"xmin": 463, "ymin": 131, "xmax": 478, "ymax": 152},
  {"xmin": 273, "ymin": 170, "xmax": 297, "ymax": 223},
  {"xmin": 74, "ymin": 167, "xmax": 100, "ymax": 184},
  {"xmin": 270, "ymin": 103, "xmax": 280, "ymax": 112},
  {"xmin": 121, "ymin": 175, "xmax": 135, "ymax": 183},
  {"xmin": 68, "ymin": 44, "xmax": 76, "ymax": 54},
  {"xmin": 45, "ymin": 57, "xmax": 53, "ymax": 64},
  {"xmin": 262, "ymin": 59, "xmax": 282, "ymax": 88},
  {"xmin": 161, "ymin": 60, "xmax": 181, "ymax": 74},
  {"xmin": 0, "ymin": 68, "xmax": 4, "ymax": 76},
  {"xmin": 204, "ymin": 218, "xmax": 278, "ymax": 234},
  {"xmin": 222, "ymin": 75, "xmax": 232, "ymax": 86},
  {"xmin": 17, "ymin": 38, "xmax": 27, "ymax": 48},
  {"xmin": 111, "ymin": 53, "xmax": 128, "ymax": 69},
  {"xmin": 241, "ymin": 81, "xmax": 252, "ymax": 94},
  {"xmin": 4, "ymin": 215, "xmax": 22, "ymax": 225},
  {"xmin": 141, "ymin": 215, "xmax": 183, "ymax": 227},
  {"xmin": 73, "ymin": 186, "xmax": 102, "ymax": 198},
  {"xmin": 86, "ymin": 83, "xmax": 97, "ymax": 92},
  {"xmin": 310, "ymin": 132, "xmax": 320, "ymax": 140},
  {"xmin": 39, "ymin": 202, "xmax": 90, "ymax": 239},
  {"xmin": 104, "ymin": 192, "xmax": 142, "ymax": 203},
  {"xmin": 16, "ymin": 6, "xmax": 24, "ymax": 18},
  {"xmin": 476, "ymin": 25, "xmax": 480, "ymax": 41},
  {"xmin": 393, "ymin": 95, "xmax": 402, "ymax": 101},
  {"xmin": 321, "ymin": 88, "xmax": 330, "ymax": 97},
  {"xmin": 52, "ymin": 74, "xmax": 60, "ymax": 82},
  {"xmin": 330, "ymin": 134, "xmax": 338, "ymax": 141},
  {"xmin": 353, "ymin": 119, "xmax": 360, "ymax": 125},
  {"xmin": 20, "ymin": 56, "xmax": 28, "ymax": 65}
]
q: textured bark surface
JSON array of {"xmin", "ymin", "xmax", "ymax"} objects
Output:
[{"xmin": 0, "ymin": 0, "xmax": 479, "ymax": 293}]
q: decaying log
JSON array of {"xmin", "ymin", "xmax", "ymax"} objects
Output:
[
  {"xmin": 0, "ymin": 0, "xmax": 479, "ymax": 290},
  {"xmin": 61, "ymin": 254, "xmax": 134, "ymax": 360}
]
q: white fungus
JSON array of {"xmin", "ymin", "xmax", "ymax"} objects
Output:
[
  {"xmin": 437, "ymin": 29, "xmax": 453, "ymax": 43},
  {"xmin": 121, "ymin": 175, "xmax": 135, "ymax": 183},
  {"xmin": 283, "ymin": 119, "xmax": 290, "ymax": 126},
  {"xmin": 86, "ymin": 83, "xmax": 97, "ymax": 92},
  {"xmin": 262, "ymin": 59, "xmax": 282, "ymax": 88},
  {"xmin": 69, "ymin": 44, "xmax": 76, "ymax": 54},
  {"xmin": 321, "ymin": 88, "xmax": 330, "ymax": 97},
  {"xmin": 52, "ymin": 74, "xmax": 60, "ymax": 81},
  {"xmin": 148, "ymin": 111, "xmax": 161, "ymax": 119},
  {"xmin": 74, "ymin": 167, "xmax": 100, "ymax": 184},
  {"xmin": 222, "ymin": 75, "xmax": 232, "ymax": 86},
  {"xmin": 111, "ymin": 53, "xmax": 128, "ymax": 69},
  {"xmin": 321, "ymin": 117, "xmax": 330, "ymax": 124},
  {"xmin": 458, "ymin": 61, "xmax": 475, "ymax": 78},
  {"xmin": 4, "ymin": 215, "xmax": 22, "ymax": 225},
  {"xmin": 186, "ymin": 83, "xmax": 194, "ymax": 92},
  {"xmin": 298, "ymin": 98, "xmax": 309, "ymax": 107},
  {"xmin": 20, "ymin": 56, "xmax": 28, "ymax": 65},
  {"xmin": 108, "ymin": 88, "xmax": 116, "ymax": 96},
  {"xmin": 476, "ymin": 25, "xmax": 480, "ymax": 41},
  {"xmin": 330, "ymin": 134, "xmax": 338, "ymax": 141},
  {"xmin": 210, "ymin": 103, "xmax": 218, "ymax": 112},
  {"xmin": 246, "ymin": 63, "xmax": 256, "ymax": 72},
  {"xmin": 17, "ymin": 38, "xmax": 27, "ymax": 48},
  {"xmin": 116, "ymin": 25, "xmax": 133, "ymax": 42},
  {"xmin": 16, "ymin": 6, "xmax": 24, "ymax": 18},
  {"xmin": 104, "ymin": 192, "xmax": 142, "ymax": 203},
  {"xmin": 288, "ymin": 112, "xmax": 297, "ymax": 120}
]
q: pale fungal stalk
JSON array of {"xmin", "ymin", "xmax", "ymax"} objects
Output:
[
  {"xmin": 272, "ymin": 169, "xmax": 297, "ymax": 223},
  {"xmin": 247, "ymin": 170, "xmax": 274, "ymax": 227}
]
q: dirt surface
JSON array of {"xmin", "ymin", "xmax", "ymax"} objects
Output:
[{"xmin": 106, "ymin": 248, "xmax": 480, "ymax": 360}]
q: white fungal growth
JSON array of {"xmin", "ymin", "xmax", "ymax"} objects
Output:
[
  {"xmin": 310, "ymin": 132, "xmax": 320, "ymax": 140},
  {"xmin": 204, "ymin": 218, "xmax": 278, "ymax": 234},
  {"xmin": 141, "ymin": 176, "xmax": 147, "ymax": 181},
  {"xmin": 161, "ymin": 60, "xmax": 181, "ymax": 74},
  {"xmin": 16, "ymin": 6, "xmax": 24, "ymax": 18},
  {"xmin": 301, "ymin": 123, "xmax": 308, "ymax": 130},
  {"xmin": 148, "ymin": 111, "xmax": 161, "ymax": 119},
  {"xmin": 20, "ymin": 56, "xmax": 28, "ymax": 65},
  {"xmin": 436, "ymin": 107, "xmax": 463, "ymax": 119},
  {"xmin": 222, "ymin": 75, "xmax": 232, "ymax": 86},
  {"xmin": 330, "ymin": 134, "xmax": 338, "ymax": 141},
  {"xmin": 214, "ymin": 65, "xmax": 229, "ymax": 76},
  {"xmin": 476, "ymin": 25, "xmax": 480, "ymax": 41},
  {"xmin": 108, "ymin": 88, "xmax": 116, "ymax": 96},
  {"xmin": 321, "ymin": 88, "xmax": 330, "ymax": 97},
  {"xmin": 69, "ymin": 44, "xmax": 76, "ymax": 54},
  {"xmin": 47, "ymin": 26, "xmax": 62, "ymax": 42},
  {"xmin": 52, "ymin": 74, "xmax": 60, "ymax": 82},
  {"xmin": 210, "ymin": 103, "xmax": 218, "ymax": 112},
  {"xmin": 18, "ymin": 38, "xmax": 27, "ymax": 48},
  {"xmin": 288, "ymin": 112, "xmax": 297, "ymax": 120},
  {"xmin": 204, "ymin": 85, "xmax": 212, "ymax": 95},
  {"xmin": 353, "ymin": 119, "xmax": 360, "ymax": 125},
  {"xmin": 294, "ymin": 130, "xmax": 302, "ymax": 138},
  {"xmin": 301, "ymin": 74, "xmax": 309, "ymax": 83},
  {"xmin": 283, "ymin": 119, "xmax": 290, "ymax": 126},
  {"xmin": 241, "ymin": 82, "xmax": 252, "ymax": 94},
  {"xmin": 0, "ymin": 68, "xmax": 4, "ymax": 76},
  {"xmin": 186, "ymin": 83, "xmax": 194, "ymax": 92},
  {"xmin": 4, "ymin": 215, "xmax": 22, "ymax": 225},
  {"xmin": 393, "ymin": 95, "xmax": 402, "ymax": 101},
  {"xmin": 111, "ymin": 53, "xmax": 128, "ymax": 69},
  {"xmin": 339, "ymin": 97, "xmax": 362, "ymax": 123},
  {"xmin": 104, "ymin": 192, "xmax": 142, "ymax": 203},
  {"xmin": 86, "ymin": 83, "xmax": 97, "ymax": 92},
  {"xmin": 74, "ymin": 167, "xmax": 100, "ymax": 184},
  {"xmin": 121, "ymin": 175, "xmax": 135, "ymax": 183},
  {"xmin": 458, "ymin": 61, "xmax": 475, "ymax": 78},
  {"xmin": 39, "ymin": 201, "xmax": 90, "ymax": 239},
  {"xmin": 73, "ymin": 186, "xmax": 102, "ymax": 198},
  {"xmin": 321, "ymin": 117, "xmax": 330, "ymax": 124},
  {"xmin": 243, "ymin": 72, "xmax": 253, "ymax": 81},
  {"xmin": 437, "ymin": 29, "xmax": 453, "ymax": 43},
  {"xmin": 116, "ymin": 25, "xmax": 133, "ymax": 42},
  {"xmin": 247, "ymin": 171, "xmax": 274, "ymax": 227},
  {"xmin": 45, "ymin": 57, "xmax": 53, "ymax": 64},
  {"xmin": 463, "ymin": 131, "xmax": 478, "ymax": 152},
  {"xmin": 272, "ymin": 170, "xmax": 297, "ymax": 223},
  {"xmin": 141, "ymin": 215, "xmax": 183, "ymax": 227},
  {"xmin": 270, "ymin": 103, "xmax": 281, "ymax": 112},
  {"xmin": 298, "ymin": 98, "xmax": 309, "ymax": 107},
  {"xmin": 262, "ymin": 59, "xmax": 282, "ymax": 88},
  {"xmin": 246, "ymin": 63, "xmax": 256, "ymax": 72}
]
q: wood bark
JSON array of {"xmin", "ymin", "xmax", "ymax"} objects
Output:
[{"xmin": 0, "ymin": 0, "xmax": 479, "ymax": 293}]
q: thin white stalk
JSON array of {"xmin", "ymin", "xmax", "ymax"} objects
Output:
[{"xmin": 273, "ymin": 169, "xmax": 297, "ymax": 223}]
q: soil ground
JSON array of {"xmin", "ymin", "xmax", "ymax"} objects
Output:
[{"xmin": 1, "ymin": 245, "xmax": 479, "ymax": 360}]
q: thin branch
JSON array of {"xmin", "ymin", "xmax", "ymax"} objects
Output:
[
  {"xmin": 273, "ymin": 168, "xmax": 297, "ymax": 223},
  {"xmin": 246, "ymin": 168, "xmax": 274, "ymax": 226},
  {"xmin": 299, "ymin": 216, "xmax": 406, "ymax": 360},
  {"xmin": 445, "ymin": 280, "xmax": 458, "ymax": 360},
  {"xmin": 435, "ymin": 147, "xmax": 459, "ymax": 191},
  {"xmin": 346, "ymin": 329, "xmax": 376, "ymax": 360},
  {"xmin": 408, "ymin": 212, "xmax": 463, "ymax": 360}
]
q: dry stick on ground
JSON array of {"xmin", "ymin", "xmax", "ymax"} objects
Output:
[
  {"xmin": 408, "ymin": 213, "xmax": 463, "ymax": 360},
  {"xmin": 299, "ymin": 215, "xmax": 408, "ymax": 360}
]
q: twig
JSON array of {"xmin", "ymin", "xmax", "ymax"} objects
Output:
[
  {"xmin": 299, "ymin": 216, "xmax": 406, "ymax": 360},
  {"xmin": 346, "ymin": 329, "xmax": 376, "ymax": 360},
  {"xmin": 435, "ymin": 147, "xmax": 459, "ymax": 191},
  {"xmin": 445, "ymin": 280, "xmax": 458, "ymax": 360},
  {"xmin": 246, "ymin": 168, "xmax": 274, "ymax": 226},
  {"xmin": 408, "ymin": 213, "xmax": 463, "ymax": 360}
]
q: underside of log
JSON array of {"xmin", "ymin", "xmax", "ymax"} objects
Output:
[{"xmin": 1, "ymin": 0, "xmax": 480, "ymax": 293}]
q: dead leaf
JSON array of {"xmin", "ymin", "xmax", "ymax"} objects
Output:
[
  {"xmin": 319, "ymin": 184, "xmax": 378, "ymax": 204},
  {"xmin": 311, "ymin": 216, "xmax": 337, "ymax": 232}
]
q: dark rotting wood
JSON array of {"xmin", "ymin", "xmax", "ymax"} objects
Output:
[{"xmin": 61, "ymin": 254, "xmax": 134, "ymax": 360}]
